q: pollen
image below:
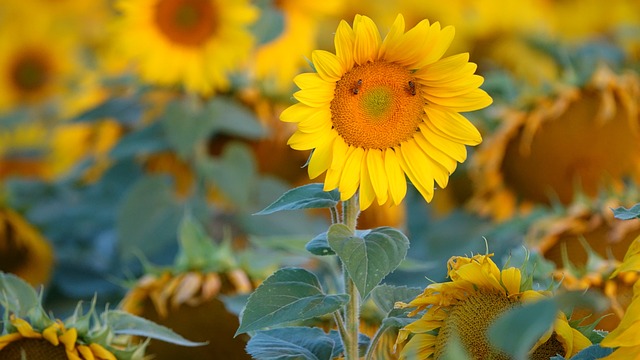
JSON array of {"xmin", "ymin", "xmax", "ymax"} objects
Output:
[
  {"xmin": 330, "ymin": 61, "xmax": 425, "ymax": 149},
  {"xmin": 434, "ymin": 290, "xmax": 516, "ymax": 360}
]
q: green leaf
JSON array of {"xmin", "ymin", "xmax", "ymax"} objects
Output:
[
  {"xmin": 161, "ymin": 100, "xmax": 219, "ymax": 158},
  {"xmin": 306, "ymin": 232, "xmax": 335, "ymax": 256},
  {"xmin": 328, "ymin": 330, "xmax": 370, "ymax": 358},
  {"xmin": 236, "ymin": 268, "xmax": 349, "ymax": 335},
  {"xmin": 0, "ymin": 273, "xmax": 39, "ymax": 317},
  {"xmin": 370, "ymin": 284, "xmax": 422, "ymax": 315},
  {"xmin": 250, "ymin": 1, "xmax": 285, "ymax": 46},
  {"xmin": 328, "ymin": 225, "xmax": 409, "ymax": 299},
  {"xmin": 246, "ymin": 327, "xmax": 335, "ymax": 360},
  {"xmin": 255, "ymin": 183, "xmax": 340, "ymax": 215},
  {"xmin": 175, "ymin": 213, "xmax": 218, "ymax": 270},
  {"xmin": 488, "ymin": 298, "xmax": 558, "ymax": 360},
  {"xmin": 109, "ymin": 121, "xmax": 170, "ymax": 160},
  {"xmin": 208, "ymin": 97, "xmax": 266, "ymax": 139},
  {"xmin": 116, "ymin": 176, "xmax": 184, "ymax": 261},
  {"xmin": 105, "ymin": 310, "xmax": 205, "ymax": 347},
  {"xmin": 200, "ymin": 142, "xmax": 256, "ymax": 209},
  {"xmin": 71, "ymin": 96, "xmax": 143, "ymax": 125},
  {"xmin": 440, "ymin": 333, "xmax": 472, "ymax": 360},
  {"xmin": 555, "ymin": 344, "xmax": 613, "ymax": 360},
  {"xmin": 612, "ymin": 203, "xmax": 640, "ymax": 220}
]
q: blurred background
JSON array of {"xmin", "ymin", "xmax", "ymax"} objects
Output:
[{"xmin": 1, "ymin": 0, "xmax": 639, "ymax": 348}]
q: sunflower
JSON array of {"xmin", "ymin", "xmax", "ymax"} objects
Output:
[
  {"xmin": 119, "ymin": 215, "xmax": 257, "ymax": 360},
  {"xmin": 280, "ymin": 14, "xmax": 492, "ymax": 210},
  {"xmin": 113, "ymin": 0, "xmax": 258, "ymax": 95},
  {"xmin": 0, "ymin": 121, "xmax": 49, "ymax": 180},
  {"xmin": 0, "ymin": 208, "xmax": 53, "ymax": 286},
  {"xmin": 395, "ymin": 253, "xmax": 591, "ymax": 359},
  {"xmin": 469, "ymin": 65, "xmax": 640, "ymax": 220}
]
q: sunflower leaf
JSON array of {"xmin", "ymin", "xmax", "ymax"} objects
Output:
[
  {"xmin": 306, "ymin": 232, "xmax": 335, "ymax": 256},
  {"xmin": 246, "ymin": 327, "xmax": 335, "ymax": 360},
  {"xmin": 612, "ymin": 203, "xmax": 640, "ymax": 220},
  {"xmin": 488, "ymin": 298, "xmax": 558, "ymax": 360},
  {"xmin": 105, "ymin": 310, "xmax": 206, "ymax": 347},
  {"xmin": 236, "ymin": 268, "xmax": 349, "ymax": 335},
  {"xmin": 370, "ymin": 284, "xmax": 423, "ymax": 315},
  {"xmin": 553, "ymin": 344, "xmax": 613, "ymax": 360},
  {"xmin": 71, "ymin": 96, "xmax": 143, "ymax": 125},
  {"xmin": 255, "ymin": 183, "xmax": 340, "ymax": 215},
  {"xmin": 0, "ymin": 273, "xmax": 39, "ymax": 318}
]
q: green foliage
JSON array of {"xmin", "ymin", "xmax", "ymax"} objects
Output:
[
  {"xmin": 236, "ymin": 268, "xmax": 349, "ymax": 335},
  {"xmin": 250, "ymin": 0, "xmax": 285, "ymax": 45},
  {"xmin": 0, "ymin": 272, "xmax": 40, "ymax": 319},
  {"xmin": 550, "ymin": 344, "xmax": 614, "ymax": 360},
  {"xmin": 305, "ymin": 232, "xmax": 335, "ymax": 256},
  {"xmin": 488, "ymin": 298, "xmax": 558, "ymax": 360},
  {"xmin": 370, "ymin": 284, "xmax": 422, "ymax": 315},
  {"xmin": 328, "ymin": 224, "xmax": 409, "ymax": 299},
  {"xmin": 109, "ymin": 121, "xmax": 170, "ymax": 160},
  {"xmin": 116, "ymin": 175, "xmax": 184, "ymax": 261},
  {"xmin": 105, "ymin": 310, "xmax": 205, "ymax": 347},
  {"xmin": 612, "ymin": 203, "xmax": 640, "ymax": 220},
  {"xmin": 246, "ymin": 327, "xmax": 336, "ymax": 360},
  {"xmin": 256, "ymin": 183, "xmax": 341, "ymax": 215},
  {"xmin": 71, "ymin": 95, "xmax": 144, "ymax": 125}
]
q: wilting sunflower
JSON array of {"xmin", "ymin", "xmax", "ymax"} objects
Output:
[
  {"xmin": 119, "ymin": 215, "xmax": 257, "ymax": 360},
  {"xmin": 470, "ymin": 65, "xmax": 640, "ymax": 220},
  {"xmin": 0, "ymin": 208, "xmax": 53, "ymax": 286},
  {"xmin": 395, "ymin": 253, "xmax": 591, "ymax": 359},
  {"xmin": 0, "ymin": 272, "xmax": 200, "ymax": 360},
  {"xmin": 113, "ymin": 0, "xmax": 258, "ymax": 95},
  {"xmin": 280, "ymin": 14, "xmax": 492, "ymax": 209}
]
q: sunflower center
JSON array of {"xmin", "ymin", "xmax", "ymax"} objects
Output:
[
  {"xmin": 330, "ymin": 61, "xmax": 425, "ymax": 149},
  {"xmin": 434, "ymin": 290, "xmax": 516, "ymax": 360},
  {"xmin": 530, "ymin": 333, "xmax": 566, "ymax": 359},
  {"xmin": 0, "ymin": 217, "xmax": 29, "ymax": 274},
  {"xmin": 0, "ymin": 338, "xmax": 69, "ymax": 360},
  {"xmin": 155, "ymin": 0, "xmax": 218, "ymax": 47},
  {"xmin": 9, "ymin": 52, "xmax": 50, "ymax": 94}
]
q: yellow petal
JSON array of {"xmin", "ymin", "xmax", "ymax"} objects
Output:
[
  {"xmin": 0, "ymin": 333, "xmax": 23, "ymax": 351},
  {"xmin": 59, "ymin": 328, "xmax": 78, "ymax": 352},
  {"xmin": 359, "ymin": 153, "xmax": 376, "ymax": 210},
  {"xmin": 379, "ymin": 14, "xmax": 405, "ymax": 59},
  {"xmin": 77, "ymin": 345, "xmax": 96, "ymax": 360},
  {"xmin": 297, "ymin": 109, "xmax": 332, "ymax": 134},
  {"xmin": 312, "ymin": 50, "xmax": 343, "ymax": 82},
  {"xmin": 424, "ymin": 106, "xmax": 482, "ymax": 145},
  {"xmin": 396, "ymin": 145, "xmax": 434, "ymax": 202},
  {"xmin": 415, "ymin": 53, "xmax": 471, "ymax": 81},
  {"xmin": 420, "ymin": 123, "xmax": 467, "ymax": 163},
  {"xmin": 414, "ymin": 131, "xmax": 457, "ymax": 173},
  {"xmin": 414, "ymin": 23, "xmax": 455, "ymax": 68},
  {"xmin": 308, "ymin": 136, "xmax": 334, "ymax": 179},
  {"xmin": 339, "ymin": 146, "xmax": 364, "ymax": 201},
  {"xmin": 280, "ymin": 103, "xmax": 315, "ymax": 123},
  {"xmin": 293, "ymin": 73, "xmax": 327, "ymax": 89},
  {"xmin": 11, "ymin": 317, "xmax": 41, "ymax": 338},
  {"xmin": 335, "ymin": 20, "xmax": 355, "ymax": 69},
  {"xmin": 293, "ymin": 86, "xmax": 335, "ymax": 107},
  {"xmin": 324, "ymin": 138, "xmax": 351, "ymax": 191},
  {"xmin": 423, "ymin": 88, "xmax": 493, "ymax": 112},
  {"xmin": 602, "ymin": 296, "xmax": 640, "ymax": 347},
  {"xmin": 287, "ymin": 127, "xmax": 334, "ymax": 151},
  {"xmin": 500, "ymin": 267, "xmax": 522, "ymax": 296},
  {"xmin": 90, "ymin": 343, "xmax": 117, "ymax": 360},
  {"xmin": 399, "ymin": 333, "xmax": 437, "ymax": 360},
  {"xmin": 352, "ymin": 14, "xmax": 381, "ymax": 65},
  {"xmin": 366, "ymin": 149, "xmax": 389, "ymax": 205},
  {"xmin": 384, "ymin": 19, "xmax": 431, "ymax": 67},
  {"xmin": 171, "ymin": 272, "xmax": 202, "ymax": 308},
  {"xmin": 42, "ymin": 323, "xmax": 61, "ymax": 346},
  {"xmin": 384, "ymin": 148, "xmax": 407, "ymax": 205}
]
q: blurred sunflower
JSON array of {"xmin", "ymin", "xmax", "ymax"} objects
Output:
[
  {"xmin": 395, "ymin": 253, "xmax": 591, "ymax": 359},
  {"xmin": 0, "ymin": 272, "xmax": 200, "ymax": 360},
  {"xmin": 119, "ymin": 215, "xmax": 256, "ymax": 360},
  {"xmin": 0, "ymin": 122, "xmax": 49, "ymax": 180},
  {"xmin": 281, "ymin": 14, "xmax": 491, "ymax": 209},
  {"xmin": 0, "ymin": 17, "xmax": 77, "ymax": 113},
  {"xmin": 470, "ymin": 65, "xmax": 640, "ymax": 220},
  {"xmin": 0, "ymin": 208, "xmax": 53, "ymax": 286},
  {"xmin": 253, "ymin": 0, "xmax": 342, "ymax": 92},
  {"xmin": 113, "ymin": 0, "xmax": 258, "ymax": 95}
]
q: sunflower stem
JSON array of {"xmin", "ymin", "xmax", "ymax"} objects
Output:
[
  {"xmin": 342, "ymin": 196, "xmax": 360, "ymax": 360},
  {"xmin": 364, "ymin": 325, "xmax": 388, "ymax": 360}
]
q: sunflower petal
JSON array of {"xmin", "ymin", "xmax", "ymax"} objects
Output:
[
  {"xmin": 424, "ymin": 106, "xmax": 482, "ymax": 145},
  {"xmin": 312, "ymin": 50, "xmax": 344, "ymax": 82},
  {"xmin": 366, "ymin": 148, "xmax": 389, "ymax": 205},
  {"xmin": 352, "ymin": 15, "xmax": 381, "ymax": 65},
  {"xmin": 384, "ymin": 149, "xmax": 407, "ymax": 205},
  {"xmin": 90, "ymin": 343, "xmax": 118, "ymax": 360},
  {"xmin": 359, "ymin": 154, "xmax": 376, "ymax": 210},
  {"xmin": 420, "ymin": 123, "xmax": 468, "ymax": 162},
  {"xmin": 379, "ymin": 14, "xmax": 405, "ymax": 59},
  {"xmin": 335, "ymin": 20, "xmax": 355, "ymax": 69},
  {"xmin": 396, "ymin": 144, "xmax": 434, "ymax": 202},
  {"xmin": 308, "ymin": 136, "xmax": 335, "ymax": 179},
  {"xmin": 324, "ymin": 139, "xmax": 351, "ymax": 191},
  {"xmin": 339, "ymin": 146, "xmax": 364, "ymax": 200}
]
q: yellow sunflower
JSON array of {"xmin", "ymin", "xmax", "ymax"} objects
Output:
[
  {"xmin": 0, "ymin": 121, "xmax": 49, "ymax": 180},
  {"xmin": 0, "ymin": 208, "xmax": 53, "ymax": 286},
  {"xmin": 113, "ymin": 0, "xmax": 258, "ymax": 95},
  {"xmin": 395, "ymin": 253, "xmax": 591, "ymax": 359},
  {"xmin": 280, "ymin": 14, "xmax": 492, "ymax": 210},
  {"xmin": 470, "ymin": 65, "xmax": 640, "ymax": 221}
]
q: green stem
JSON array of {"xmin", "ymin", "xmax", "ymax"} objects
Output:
[{"xmin": 342, "ymin": 195, "xmax": 360, "ymax": 360}]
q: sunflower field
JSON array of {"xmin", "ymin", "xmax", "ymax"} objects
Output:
[{"xmin": 1, "ymin": 1, "xmax": 640, "ymax": 359}]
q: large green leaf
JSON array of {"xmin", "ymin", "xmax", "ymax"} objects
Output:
[
  {"xmin": 174, "ymin": 213, "xmax": 218, "ymax": 270},
  {"xmin": 71, "ymin": 96, "xmax": 143, "ymax": 125},
  {"xmin": 0, "ymin": 273, "xmax": 39, "ymax": 317},
  {"xmin": 255, "ymin": 183, "xmax": 340, "ymax": 215},
  {"xmin": 207, "ymin": 97, "xmax": 266, "ymax": 139},
  {"xmin": 116, "ymin": 176, "xmax": 184, "ymax": 261},
  {"xmin": 328, "ymin": 224, "xmax": 409, "ymax": 299},
  {"xmin": 488, "ymin": 298, "xmax": 558, "ymax": 360},
  {"xmin": 612, "ymin": 203, "xmax": 640, "ymax": 220},
  {"xmin": 109, "ymin": 121, "xmax": 170, "ymax": 160},
  {"xmin": 161, "ymin": 100, "xmax": 219, "ymax": 158},
  {"xmin": 200, "ymin": 142, "xmax": 256, "ymax": 209},
  {"xmin": 246, "ymin": 327, "xmax": 335, "ymax": 360},
  {"xmin": 553, "ymin": 344, "xmax": 613, "ymax": 360},
  {"xmin": 105, "ymin": 310, "xmax": 205, "ymax": 346},
  {"xmin": 370, "ymin": 284, "xmax": 422, "ymax": 315},
  {"xmin": 236, "ymin": 268, "xmax": 349, "ymax": 335}
]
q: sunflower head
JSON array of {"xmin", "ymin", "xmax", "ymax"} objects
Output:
[
  {"xmin": 0, "ymin": 272, "xmax": 201, "ymax": 360},
  {"xmin": 0, "ymin": 208, "xmax": 53, "ymax": 286},
  {"xmin": 280, "ymin": 14, "xmax": 492, "ymax": 210},
  {"xmin": 395, "ymin": 253, "xmax": 592, "ymax": 359}
]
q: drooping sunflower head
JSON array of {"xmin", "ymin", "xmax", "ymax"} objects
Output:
[
  {"xmin": 113, "ymin": 0, "xmax": 258, "ymax": 95},
  {"xmin": 395, "ymin": 253, "xmax": 591, "ymax": 359},
  {"xmin": 0, "ymin": 272, "xmax": 201, "ymax": 360},
  {"xmin": 470, "ymin": 65, "xmax": 640, "ymax": 220},
  {"xmin": 0, "ymin": 208, "xmax": 53, "ymax": 286},
  {"xmin": 280, "ymin": 14, "xmax": 492, "ymax": 210}
]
